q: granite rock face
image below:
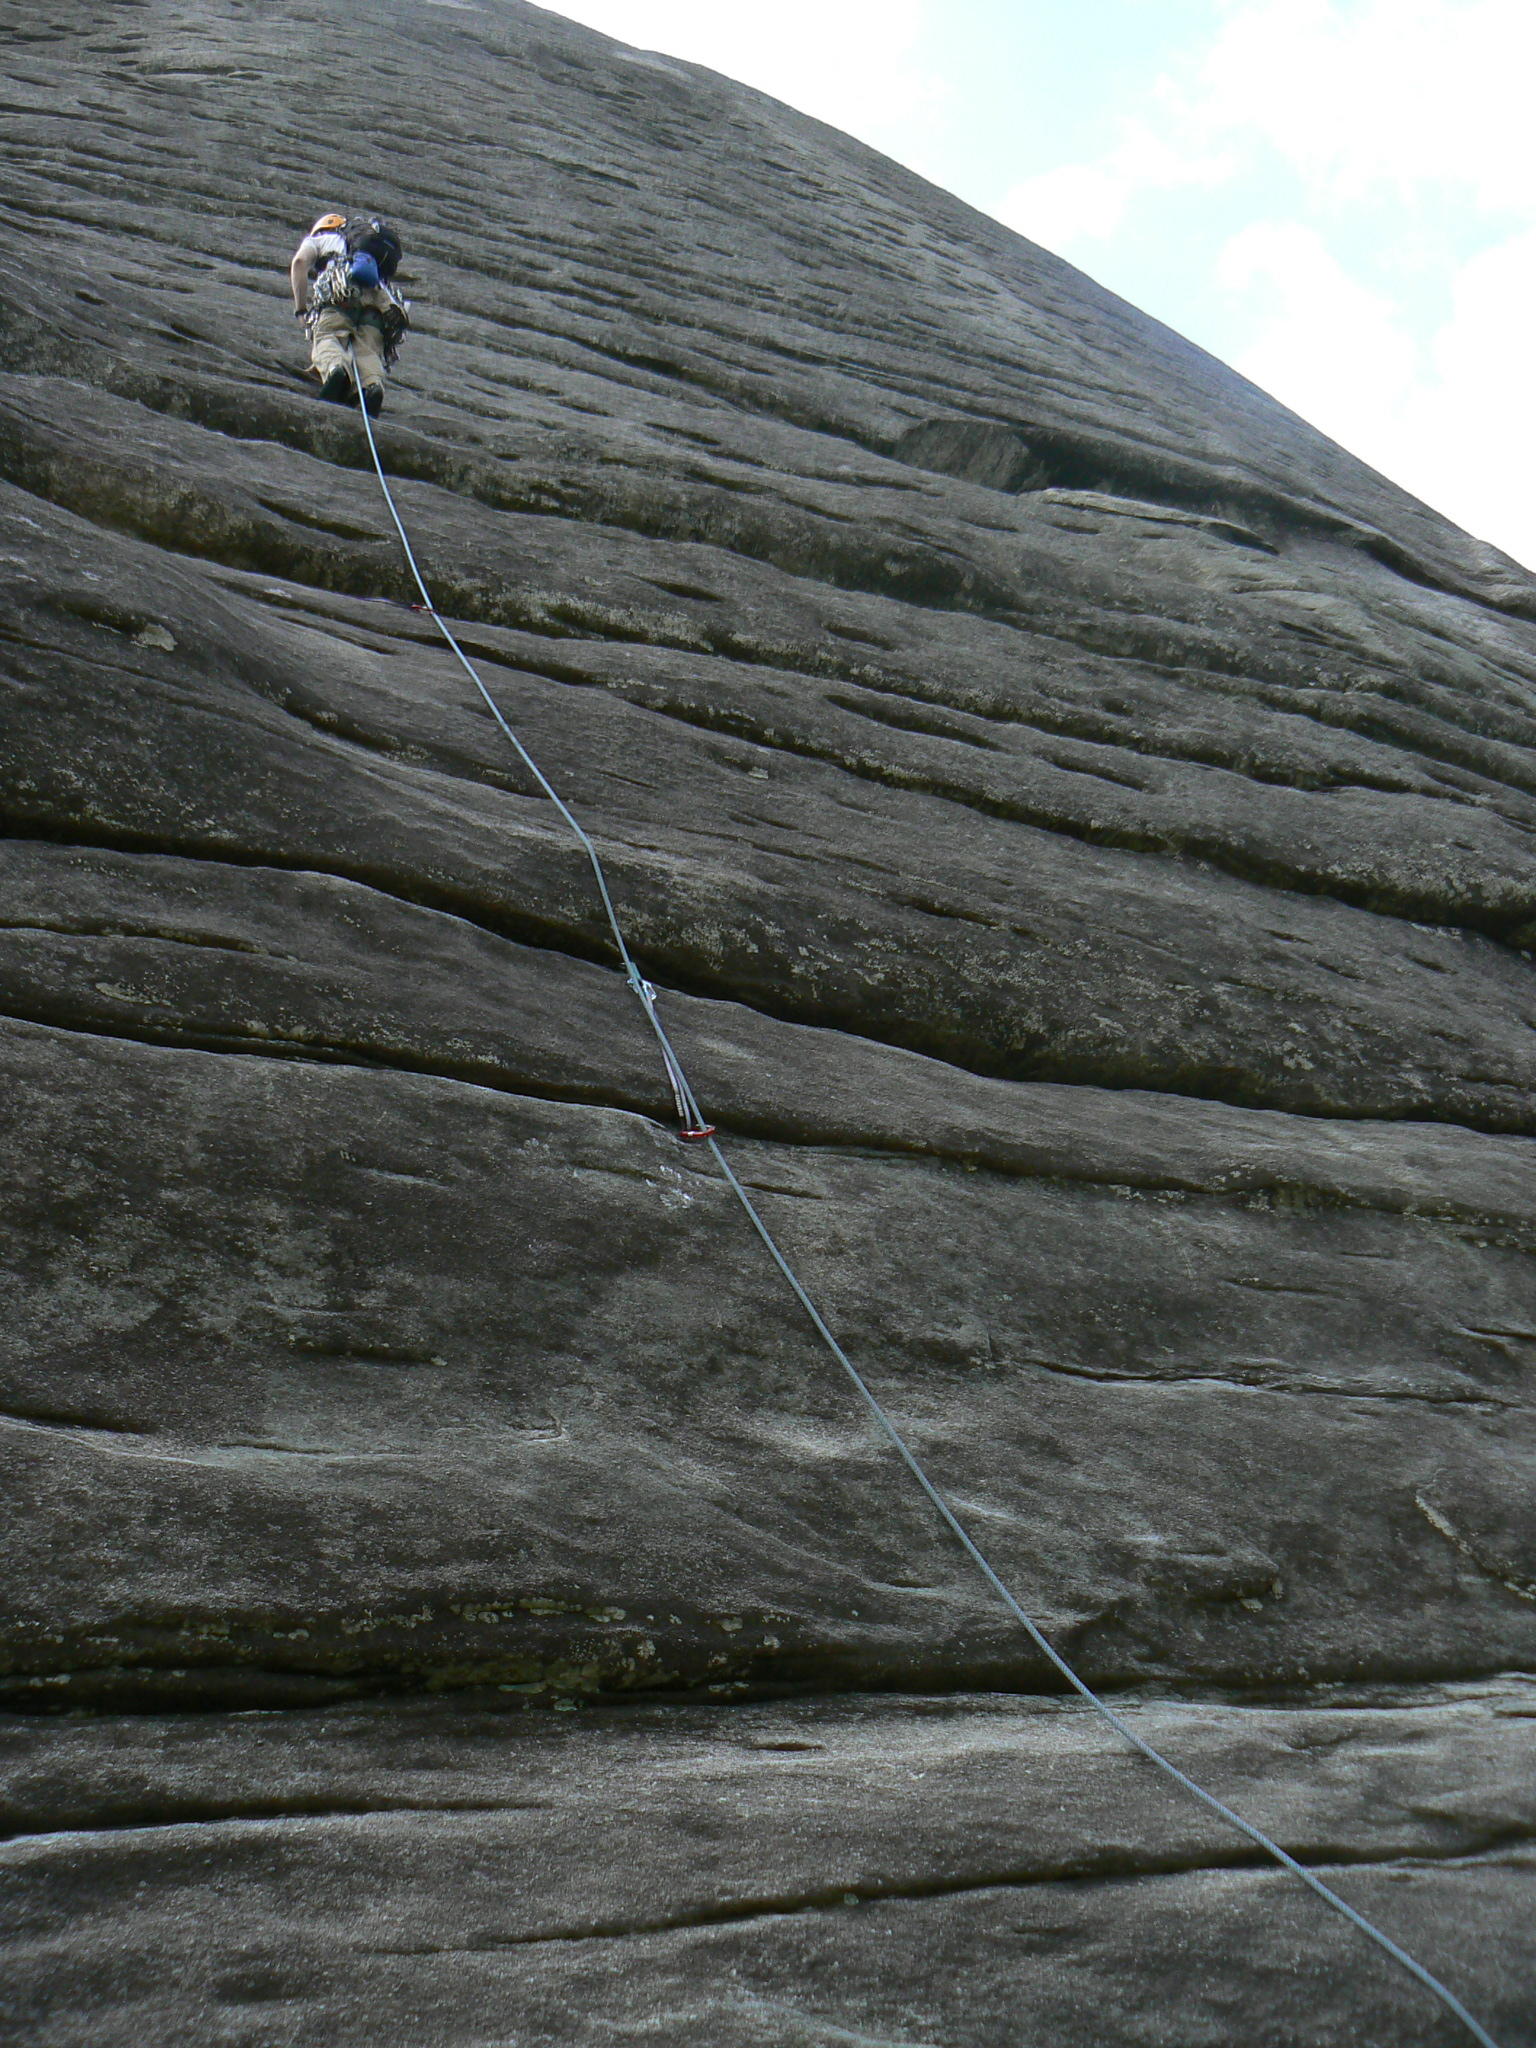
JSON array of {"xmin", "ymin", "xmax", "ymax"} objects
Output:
[{"xmin": 1, "ymin": 1, "xmax": 1534, "ymax": 2042}]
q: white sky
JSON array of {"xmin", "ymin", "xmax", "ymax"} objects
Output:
[{"xmin": 542, "ymin": 0, "xmax": 1536, "ymax": 570}]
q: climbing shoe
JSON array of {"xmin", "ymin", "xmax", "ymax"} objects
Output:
[
  {"xmin": 317, "ymin": 367, "xmax": 352, "ymax": 404},
  {"xmin": 362, "ymin": 384, "xmax": 385, "ymax": 417}
]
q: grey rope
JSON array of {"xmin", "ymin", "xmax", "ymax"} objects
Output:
[
  {"xmin": 347, "ymin": 357, "xmax": 1502, "ymax": 2048},
  {"xmin": 344, "ymin": 352, "xmax": 707, "ymax": 1131}
]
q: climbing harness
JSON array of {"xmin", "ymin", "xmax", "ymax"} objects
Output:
[
  {"xmin": 306, "ymin": 261, "xmax": 410, "ymax": 364},
  {"xmin": 346, "ymin": 353, "xmax": 1504, "ymax": 2048},
  {"xmin": 300, "ymin": 214, "xmax": 403, "ymax": 288},
  {"xmin": 297, "ymin": 217, "xmax": 409, "ymax": 367}
]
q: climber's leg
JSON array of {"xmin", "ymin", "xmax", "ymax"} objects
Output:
[
  {"xmin": 349, "ymin": 321, "xmax": 387, "ymax": 413},
  {"xmin": 310, "ymin": 310, "xmax": 356, "ymax": 401}
]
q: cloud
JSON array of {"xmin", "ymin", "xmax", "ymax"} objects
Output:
[
  {"xmin": 1215, "ymin": 219, "xmax": 1421, "ymax": 431},
  {"xmin": 542, "ymin": 0, "xmax": 943, "ymax": 151},
  {"xmin": 1218, "ymin": 218, "xmax": 1536, "ymax": 565},
  {"xmin": 994, "ymin": 126, "xmax": 1233, "ymax": 251},
  {"xmin": 1190, "ymin": 0, "xmax": 1536, "ymax": 210},
  {"xmin": 993, "ymin": 0, "xmax": 1536, "ymax": 260},
  {"xmin": 980, "ymin": 0, "xmax": 1536, "ymax": 564},
  {"xmin": 1417, "ymin": 229, "xmax": 1536, "ymax": 562},
  {"xmin": 1431, "ymin": 227, "xmax": 1536, "ymax": 392}
]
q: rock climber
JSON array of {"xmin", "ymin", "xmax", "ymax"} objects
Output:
[{"xmin": 289, "ymin": 211, "xmax": 409, "ymax": 416}]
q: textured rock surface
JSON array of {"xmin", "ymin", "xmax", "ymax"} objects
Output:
[
  {"xmin": 4, "ymin": 1684, "xmax": 1536, "ymax": 2047},
  {"xmin": 1, "ymin": 0, "xmax": 1534, "ymax": 2041}
]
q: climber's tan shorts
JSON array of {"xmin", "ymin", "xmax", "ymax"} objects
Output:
[{"xmin": 309, "ymin": 308, "xmax": 385, "ymax": 390}]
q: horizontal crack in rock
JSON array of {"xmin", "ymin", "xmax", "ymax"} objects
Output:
[
  {"xmin": 1023, "ymin": 1361, "xmax": 1515, "ymax": 1408},
  {"xmin": 356, "ymin": 1839, "xmax": 1536, "ymax": 1954}
]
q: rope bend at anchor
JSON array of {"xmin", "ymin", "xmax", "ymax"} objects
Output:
[{"xmin": 344, "ymin": 350, "xmax": 1505, "ymax": 2048}]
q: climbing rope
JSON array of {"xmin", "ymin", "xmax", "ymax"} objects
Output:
[{"xmin": 345, "ymin": 354, "xmax": 1504, "ymax": 2048}]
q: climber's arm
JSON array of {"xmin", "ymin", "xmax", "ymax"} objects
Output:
[{"xmin": 289, "ymin": 236, "xmax": 322, "ymax": 312}]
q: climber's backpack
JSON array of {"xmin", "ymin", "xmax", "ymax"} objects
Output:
[{"xmin": 343, "ymin": 216, "xmax": 402, "ymax": 281}]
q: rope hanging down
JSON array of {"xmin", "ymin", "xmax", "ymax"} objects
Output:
[{"xmin": 347, "ymin": 354, "xmax": 1503, "ymax": 2048}]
